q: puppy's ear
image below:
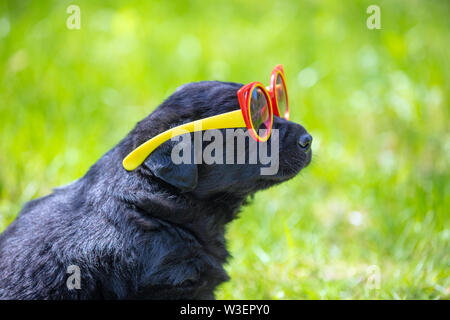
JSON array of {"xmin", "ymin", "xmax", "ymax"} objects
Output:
[{"xmin": 142, "ymin": 137, "xmax": 198, "ymax": 192}]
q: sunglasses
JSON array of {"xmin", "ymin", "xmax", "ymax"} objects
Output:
[{"xmin": 123, "ymin": 64, "xmax": 290, "ymax": 171}]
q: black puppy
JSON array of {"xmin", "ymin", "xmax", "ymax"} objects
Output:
[{"xmin": 0, "ymin": 81, "xmax": 312, "ymax": 299}]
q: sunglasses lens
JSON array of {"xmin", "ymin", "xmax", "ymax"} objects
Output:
[
  {"xmin": 276, "ymin": 74, "xmax": 288, "ymax": 119},
  {"xmin": 250, "ymin": 86, "xmax": 271, "ymax": 139}
]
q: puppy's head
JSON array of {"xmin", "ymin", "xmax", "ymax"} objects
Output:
[{"xmin": 126, "ymin": 81, "xmax": 312, "ymax": 200}]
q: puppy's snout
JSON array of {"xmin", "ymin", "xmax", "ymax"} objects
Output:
[{"xmin": 298, "ymin": 133, "xmax": 312, "ymax": 152}]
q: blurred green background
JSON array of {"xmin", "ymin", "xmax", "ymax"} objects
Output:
[{"xmin": 0, "ymin": 0, "xmax": 448, "ymax": 299}]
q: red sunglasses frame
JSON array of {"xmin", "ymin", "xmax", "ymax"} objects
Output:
[
  {"xmin": 237, "ymin": 82, "xmax": 273, "ymax": 142},
  {"xmin": 268, "ymin": 64, "xmax": 289, "ymax": 120}
]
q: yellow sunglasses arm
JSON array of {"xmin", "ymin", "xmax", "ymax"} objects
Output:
[{"xmin": 122, "ymin": 109, "xmax": 246, "ymax": 171}]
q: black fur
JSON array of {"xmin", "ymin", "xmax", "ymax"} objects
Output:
[{"xmin": 0, "ymin": 81, "xmax": 311, "ymax": 299}]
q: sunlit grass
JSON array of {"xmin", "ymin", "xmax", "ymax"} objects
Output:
[{"xmin": 0, "ymin": 0, "xmax": 448, "ymax": 299}]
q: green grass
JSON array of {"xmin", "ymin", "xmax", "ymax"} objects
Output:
[{"xmin": 0, "ymin": 0, "xmax": 448, "ymax": 299}]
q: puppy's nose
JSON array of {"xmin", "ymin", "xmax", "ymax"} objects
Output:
[{"xmin": 298, "ymin": 133, "xmax": 312, "ymax": 152}]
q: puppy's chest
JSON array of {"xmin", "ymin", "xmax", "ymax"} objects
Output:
[
  {"xmin": 171, "ymin": 240, "xmax": 230, "ymax": 296},
  {"xmin": 133, "ymin": 234, "xmax": 230, "ymax": 299}
]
